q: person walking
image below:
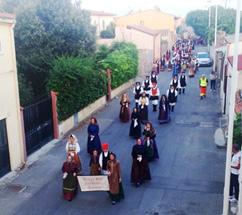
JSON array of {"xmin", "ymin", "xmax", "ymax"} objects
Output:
[
  {"xmin": 62, "ymin": 154, "xmax": 79, "ymax": 201},
  {"xmin": 150, "ymin": 83, "xmax": 160, "ymax": 112},
  {"xmin": 119, "ymin": 93, "xmax": 130, "ymax": 123},
  {"xmin": 210, "ymin": 71, "xmax": 217, "ymax": 92},
  {"xmin": 229, "ymin": 144, "xmax": 241, "ymax": 203},
  {"xmin": 139, "ymin": 92, "xmax": 149, "ymax": 124},
  {"xmin": 142, "ymin": 76, "xmax": 152, "ymax": 98},
  {"xmin": 199, "ymin": 74, "xmax": 208, "ymax": 99},
  {"xmin": 167, "ymin": 85, "xmax": 178, "ymax": 112},
  {"xmin": 89, "ymin": 150, "xmax": 101, "ymax": 175},
  {"xmin": 158, "ymin": 95, "xmax": 170, "ymax": 123},
  {"xmin": 87, "ymin": 117, "xmax": 102, "ymax": 155},
  {"xmin": 129, "ymin": 107, "xmax": 142, "ymax": 139},
  {"xmin": 133, "ymin": 82, "xmax": 143, "ymax": 108},
  {"xmin": 179, "ymin": 72, "xmax": 187, "ymax": 94},
  {"xmin": 143, "ymin": 122, "xmax": 159, "ymax": 160},
  {"xmin": 131, "ymin": 138, "xmax": 151, "ymax": 187},
  {"xmin": 65, "ymin": 134, "xmax": 82, "ymax": 172},
  {"xmin": 99, "ymin": 143, "xmax": 111, "ymax": 175},
  {"xmin": 107, "ymin": 152, "xmax": 125, "ymax": 205}
]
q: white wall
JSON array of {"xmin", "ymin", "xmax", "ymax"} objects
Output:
[{"xmin": 0, "ymin": 20, "xmax": 25, "ymax": 171}]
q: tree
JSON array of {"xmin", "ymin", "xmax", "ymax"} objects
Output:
[
  {"xmin": 186, "ymin": 6, "xmax": 242, "ymax": 42},
  {"xmin": 100, "ymin": 22, "xmax": 115, "ymax": 39},
  {"xmin": 0, "ymin": 0, "xmax": 96, "ymax": 105}
]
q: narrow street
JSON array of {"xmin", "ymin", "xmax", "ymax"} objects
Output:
[{"xmin": 0, "ymin": 55, "xmax": 226, "ymax": 215}]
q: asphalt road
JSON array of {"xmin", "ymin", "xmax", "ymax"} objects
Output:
[{"xmin": 0, "ymin": 58, "xmax": 226, "ymax": 215}]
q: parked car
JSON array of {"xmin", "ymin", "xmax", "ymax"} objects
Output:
[{"xmin": 196, "ymin": 52, "xmax": 213, "ymax": 67}]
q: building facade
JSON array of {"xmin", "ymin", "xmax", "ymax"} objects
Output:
[
  {"xmin": 115, "ymin": 9, "xmax": 176, "ymax": 50},
  {"xmin": 88, "ymin": 10, "xmax": 115, "ymax": 36},
  {"xmin": 0, "ymin": 13, "xmax": 25, "ymax": 177}
]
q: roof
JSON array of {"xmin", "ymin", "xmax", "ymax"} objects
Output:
[
  {"xmin": 227, "ymin": 54, "xmax": 242, "ymax": 71},
  {"xmin": 127, "ymin": 25, "xmax": 161, "ymax": 36},
  {"xmin": 0, "ymin": 12, "xmax": 15, "ymax": 20},
  {"xmin": 87, "ymin": 10, "xmax": 115, "ymax": 17},
  {"xmin": 123, "ymin": 9, "xmax": 176, "ymax": 18}
]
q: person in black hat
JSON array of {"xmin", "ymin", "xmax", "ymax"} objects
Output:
[
  {"xmin": 142, "ymin": 76, "xmax": 152, "ymax": 98},
  {"xmin": 133, "ymin": 81, "xmax": 143, "ymax": 108}
]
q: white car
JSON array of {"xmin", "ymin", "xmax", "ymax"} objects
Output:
[{"xmin": 196, "ymin": 52, "xmax": 213, "ymax": 67}]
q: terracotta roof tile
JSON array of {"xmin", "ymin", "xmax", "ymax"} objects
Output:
[{"xmin": 127, "ymin": 25, "xmax": 161, "ymax": 36}]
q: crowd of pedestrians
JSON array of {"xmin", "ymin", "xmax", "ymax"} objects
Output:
[{"xmin": 61, "ymin": 38, "xmax": 241, "ymax": 206}]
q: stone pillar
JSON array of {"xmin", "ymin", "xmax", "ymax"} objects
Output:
[
  {"xmin": 106, "ymin": 69, "xmax": 112, "ymax": 101},
  {"xmin": 51, "ymin": 91, "xmax": 59, "ymax": 139}
]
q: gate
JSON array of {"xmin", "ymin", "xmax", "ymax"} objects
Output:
[
  {"xmin": 0, "ymin": 119, "xmax": 11, "ymax": 177},
  {"xmin": 23, "ymin": 97, "xmax": 54, "ymax": 155}
]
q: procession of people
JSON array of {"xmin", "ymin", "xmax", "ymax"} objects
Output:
[{"xmin": 61, "ymin": 39, "xmax": 224, "ymax": 205}]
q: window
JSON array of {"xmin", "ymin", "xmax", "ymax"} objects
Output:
[{"xmin": 140, "ymin": 20, "xmax": 144, "ymax": 25}]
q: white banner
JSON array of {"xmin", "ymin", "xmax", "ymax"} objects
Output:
[{"xmin": 77, "ymin": 176, "xmax": 110, "ymax": 192}]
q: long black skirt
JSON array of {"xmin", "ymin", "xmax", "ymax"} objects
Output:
[
  {"xmin": 129, "ymin": 120, "xmax": 141, "ymax": 138},
  {"xmin": 139, "ymin": 105, "xmax": 148, "ymax": 124},
  {"xmin": 131, "ymin": 158, "xmax": 151, "ymax": 184}
]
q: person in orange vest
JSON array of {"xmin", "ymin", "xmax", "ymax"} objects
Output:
[{"xmin": 199, "ymin": 74, "xmax": 208, "ymax": 99}]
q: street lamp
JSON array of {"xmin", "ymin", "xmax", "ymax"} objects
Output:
[{"xmin": 222, "ymin": 0, "xmax": 241, "ymax": 214}]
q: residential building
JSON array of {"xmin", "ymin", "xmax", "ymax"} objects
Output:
[
  {"xmin": 0, "ymin": 12, "xmax": 25, "ymax": 177},
  {"xmin": 215, "ymin": 34, "xmax": 242, "ymax": 115},
  {"xmin": 115, "ymin": 9, "xmax": 176, "ymax": 50},
  {"xmin": 115, "ymin": 24, "xmax": 161, "ymax": 76},
  {"xmin": 88, "ymin": 10, "xmax": 115, "ymax": 36}
]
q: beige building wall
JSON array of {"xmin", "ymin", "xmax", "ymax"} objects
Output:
[
  {"xmin": 228, "ymin": 41, "xmax": 242, "ymax": 55},
  {"xmin": 0, "ymin": 14, "xmax": 25, "ymax": 172},
  {"xmin": 115, "ymin": 9, "xmax": 176, "ymax": 33}
]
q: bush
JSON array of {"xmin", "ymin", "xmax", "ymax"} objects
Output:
[
  {"xmin": 48, "ymin": 56, "xmax": 106, "ymax": 121},
  {"xmin": 101, "ymin": 42, "xmax": 138, "ymax": 88},
  {"xmin": 233, "ymin": 113, "xmax": 242, "ymax": 148}
]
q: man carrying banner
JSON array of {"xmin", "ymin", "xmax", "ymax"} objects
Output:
[{"xmin": 99, "ymin": 143, "xmax": 111, "ymax": 175}]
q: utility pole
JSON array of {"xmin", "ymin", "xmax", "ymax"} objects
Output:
[
  {"xmin": 208, "ymin": 1, "xmax": 211, "ymax": 54},
  {"xmin": 213, "ymin": 4, "xmax": 218, "ymax": 71},
  {"xmin": 222, "ymin": 0, "xmax": 241, "ymax": 214}
]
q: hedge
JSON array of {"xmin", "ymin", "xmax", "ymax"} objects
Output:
[
  {"xmin": 48, "ymin": 56, "xmax": 106, "ymax": 121},
  {"xmin": 233, "ymin": 113, "xmax": 242, "ymax": 148},
  {"xmin": 100, "ymin": 42, "xmax": 138, "ymax": 88}
]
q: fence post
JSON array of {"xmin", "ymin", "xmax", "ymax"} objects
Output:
[
  {"xmin": 51, "ymin": 91, "xmax": 59, "ymax": 139},
  {"xmin": 20, "ymin": 107, "xmax": 27, "ymax": 163},
  {"xmin": 106, "ymin": 68, "xmax": 112, "ymax": 101}
]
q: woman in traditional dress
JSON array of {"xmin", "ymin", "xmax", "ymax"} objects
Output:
[
  {"xmin": 62, "ymin": 154, "xmax": 79, "ymax": 201},
  {"xmin": 65, "ymin": 134, "xmax": 82, "ymax": 171},
  {"xmin": 87, "ymin": 117, "xmax": 102, "ymax": 155},
  {"xmin": 107, "ymin": 152, "xmax": 125, "ymax": 205},
  {"xmin": 119, "ymin": 93, "xmax": 130, "ymax": 123},
  {"xmin": 158, "ymin": 95, "xmax": 170, "ymax": 123},
  {"xmin": 143, "ymin": 122, "xmax": 159, "ymax": 160},
  {"xmin": 131, "ymin": 138, "xmax": 151, "ymax": 187},
  {"xmin": 143, "ymin": 135, "xmax": 156, "ymax": 162},
  {"xmin": 89, "ymin": 150, "xmax": 101, "ymax": 175},
  {"xmin": 139, "ymin": 92, "xmax": 149, "ymax": 124},
  {"xmin": 129, "ymin": 107, "xmax": 141, "ymax": 139}
]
